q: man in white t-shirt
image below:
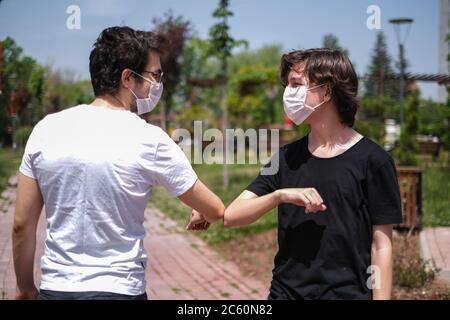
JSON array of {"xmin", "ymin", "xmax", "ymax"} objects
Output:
[{"xmin": 12, "ymin": 26, "xmax": 224, "ymax": 300}]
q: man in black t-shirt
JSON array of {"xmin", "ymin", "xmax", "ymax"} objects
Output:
[{"xmin": 218, "ymin": 49, "xmax": 402, "ymax": 300}]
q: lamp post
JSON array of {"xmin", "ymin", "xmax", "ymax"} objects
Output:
[{"xmin": 389, "ymin": 17, "xmax": 414, "ymax": 131}]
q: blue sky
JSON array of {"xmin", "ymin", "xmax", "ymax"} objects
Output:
[{"xmin": 0, "ymin": 0, "xmax": 442, "ymax": 100}]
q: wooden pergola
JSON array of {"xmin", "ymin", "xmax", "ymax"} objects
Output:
[{"xmin": 361, "ymin": 72, "xmax": 450, "ymax": 85}]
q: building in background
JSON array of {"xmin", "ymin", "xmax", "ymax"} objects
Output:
[{"xmin": 438, "ymin": 0, "xmax": 450, "ymax": 102}]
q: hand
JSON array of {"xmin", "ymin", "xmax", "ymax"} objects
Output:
[
  {"xmin": 15, "ymin": 286, "xmax": 39, "ymax": 300},
  {"xmin": 186, "ymin": 210, "xmax": 211, "ymax": 231},
  {"xmin": 276, "ymin": 188, "xmax": 327, "ymax": 214}
]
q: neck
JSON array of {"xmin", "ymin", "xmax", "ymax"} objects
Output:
[
  {"xmin": 308, "ymin": 106, "xmax": 352, "ymax": 146},
  {"xmin": 90, "ymin": 94, "xmax": 130, "ymax": 111}
]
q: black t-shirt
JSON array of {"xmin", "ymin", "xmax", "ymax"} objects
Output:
[{"xmin": 246, "ymin": 135, "xmax": 402, "ymax": 300}]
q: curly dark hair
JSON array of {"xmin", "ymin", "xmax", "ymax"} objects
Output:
[
  {"xmin": 280, "ymin": 48, "xmax": 359, "ymax": 127},
  {"xmin": 89, "ymin": 26, "xmax": 166, "ymax": 97}
]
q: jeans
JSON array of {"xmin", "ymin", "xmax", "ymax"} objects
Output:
[{"xmin": 38, "ymin": 289, "xmax": 148, "ymax": 300}]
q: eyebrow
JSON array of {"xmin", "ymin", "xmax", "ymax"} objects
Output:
[{"xmin": 146, "ymin": 68, "xmax": 163, "ymax": 74}]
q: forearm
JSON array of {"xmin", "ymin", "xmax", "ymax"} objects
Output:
[
  {"xmin": 224, "ymin": 191, "xmax": 279, "ymax": 228},
  {"xmin": 12, "ymin": 225, "xmax": 38, "ymax": 291},
  {"xmin": 193, "ymin": 192, "xmax": 224, "ymax": 223},
  {"xmin": 371, "ymin": 245, "xmax": 393, "ymax": 300},
  {"xmin": 179, "ymin": 179, "xmax": 225, "ymax": 223}
]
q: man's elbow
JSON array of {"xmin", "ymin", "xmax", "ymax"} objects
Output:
[
  {"xmin": 203, "ymin": 202, "xmax": 225, "ymax": 224},
  {"xmin": 213, "ymin": 202, "xmax": 226, "ymax": 222},
  {"xmin": 12, "ymin": 221, "xmax": 30, "ymax": 237},
  {"xmin": 223, "ymin": 208, "xmax": 236, "ymax": 229},
  {"xmin": 12, "ymin": 214, "xmax": 36, "ymax": 237}
]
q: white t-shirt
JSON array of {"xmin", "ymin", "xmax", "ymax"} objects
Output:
[{"xmin": 19, "ymin": 104, "xmax": 198, "ymax": 295}]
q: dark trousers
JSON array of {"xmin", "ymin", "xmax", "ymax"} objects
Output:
[{"xmin": 38, "ymin": 289, "xmax": 148, "ymax": 300}]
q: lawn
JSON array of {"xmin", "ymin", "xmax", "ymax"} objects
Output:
[
  {"xmin": 422, "ymin": 167, "xmax": 450, "ymax": 227},
  {"xmin": 0, "ymin": 148, "xmax": 23, "ymax": 195}
]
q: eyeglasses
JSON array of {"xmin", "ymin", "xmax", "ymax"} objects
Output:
[{"xmin": 143, "ymin": 70, "xmax": 164, "ymax": 83}]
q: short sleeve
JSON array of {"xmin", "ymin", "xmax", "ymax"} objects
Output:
[
  {"xmin": 246, "ymin": 150, "xmax": 281, "ymax": 197},
  {"xmin": 147, "ymin": 133, "xmax": 198, "ymax": 197},
  {"xmin": 19, "ymin": 122, "xmax": 42, "ymax": 179},
  {"xmin": 367, "ymin": 158, "xmax": 403, "ymax": 225}
]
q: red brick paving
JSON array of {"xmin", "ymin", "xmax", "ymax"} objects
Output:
[{"xmin": 0, "ymin": 176, "xmax": 268, "ymax": 300}]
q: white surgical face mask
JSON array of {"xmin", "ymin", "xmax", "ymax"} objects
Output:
[
  {"xmin": 129, "ymin": 70, "xmax": 163, "ymax": 115},
  {"xmin": 283, "ymin": 84, "xmax": 326, "ymax": 125}
]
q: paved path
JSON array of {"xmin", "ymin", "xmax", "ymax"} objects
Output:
[
  {"xmin": 0, "ymin": 176, "xmax": 268, "ymax": 300},
  {"xmin": 420, "ymin": 227, "xmax": 450, "ymax": 283}
]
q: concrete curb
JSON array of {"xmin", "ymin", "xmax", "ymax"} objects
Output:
[
  {"xmin": 419, "ymin": 229, "xmax": 450, "ymax": 284},
  {"xmin": 419, "ymin": 230, "xmax": 434, "ymax": 269}
]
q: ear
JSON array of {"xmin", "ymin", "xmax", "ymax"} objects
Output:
[
  {"xmin": 120, "ymin": 69, "xmax": 133, "ymax": 89},
  {"xmin": 324, "ymin": 84, "xmax": 332, "ymax": 102}
]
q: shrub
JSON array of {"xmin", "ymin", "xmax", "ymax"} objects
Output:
[{"xmin": 14, "ymin": 126, "xmax": 33, "ymax": 149}]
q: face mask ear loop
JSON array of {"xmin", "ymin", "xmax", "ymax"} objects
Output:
[
  {"xmin": 130, "ymin": 70, "xmax": 155, "ymax": 85},
  {"xmin": 312, "ymin": 99, "xmax": 327, "ymax": 110},
  {"xmin": 307, "ymin": 83, "xmax": 326, "ymax": 91},
  {"xmin": 129, "ymin": 70, "xmax": 155, "ymax": 100},
  {"xmin": 128, "ymin": 87, "xmax": 139, "ymax": 99},
  {"xmin": 306, "ymin": 84, "xmax": 328, "ymax": 110}
]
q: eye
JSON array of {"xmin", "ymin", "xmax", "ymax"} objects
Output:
[{"xmin": 290, "ymin": 81, "xmax": 303, "ymax": 88}]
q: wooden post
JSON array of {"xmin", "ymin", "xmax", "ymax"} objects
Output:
[{"xmin": 396, "ymin": 166, "xmax": 423, "ymax": 231}]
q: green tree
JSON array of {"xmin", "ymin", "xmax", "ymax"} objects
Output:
[
  {"xmin": 418, "ymin": 99, "xmax": 450, "ymax": 150},
  {"xmin": 393, "ymin": 93, "xmax": 419, "ymax": 166},
  {"xmin": 228, "ymin": 64, "xmax": 281, "ymax": 128},
  {"xmin": 27, "ymin": 64, "xmax": 47, "ymax": 124},
  {"xmin": 178, "ymin": 37, "xmax": 223, "ymax": 117},
  {"xmin": 208, "ymin": 0, "xmax": 247, "ymax": 189},
  {"xmin": 208, "ymin": 0, "xmax": 247, "ymax": 76},
  {"xmin": 228, "ymin": 45, "xmax": 283, "ymax": 126},
  {"xmin": 0, "ymin": 37, "xmax": 38, "ymax": 145},
  {"xmin": 153, "ymin": 11, "xmax": 192, "ymax": 129},
  {"xmin": 176, "ymin": 104, "xmax": 217, "ymax": 134},
  {"xmin": 43, "ymin": 68, "xmax": 93, "ymax": 114},
  {"xmin": 228, "ymin": 44, "xmax": 283, "ymax": 73},
  {"xmin": 365, "ymin": 32, "xmax": 398, "ymax": 99},
  {"xmin": 355, "ymin": 96, "xmax": 395, "ymax": 146},
  {"xmin": 322, "ymin": 34, "xmax": 349, "ymax": 56}
]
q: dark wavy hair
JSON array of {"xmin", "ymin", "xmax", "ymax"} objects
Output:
[
  {"xmin": 89, "ymin": 26, "xmax": 166, "ymax": 97},
  {"xmin": 280, "ymin": 48, "xmax": 359, "ymax": 127}
]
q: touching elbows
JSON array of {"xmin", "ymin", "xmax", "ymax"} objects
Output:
[
  {"xmin": 208, "ymin": 201, "xmax": 226, "ymax": 223},
  {"xmin": 222, "ymin": 209, "xmax": 233, "ymax": 228}
]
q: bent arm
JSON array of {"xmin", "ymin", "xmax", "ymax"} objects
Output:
[
  {"xmin": 178, "ymin": 179, "xmax": 224, "ymax": 223},
  {"xmin": 224, "ymin": 187, "xmax": 326, "ymax": 228},
  {"xmin": 223, "ymin": 190, "xmax": 279, "ymax": 228}
]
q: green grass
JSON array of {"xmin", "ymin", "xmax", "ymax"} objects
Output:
[
  {"xmin": 149, "ymin": 163, "xmax": 277, "ymax": 244},
  {"xmin": 422, "ymin": 167, "xmax": 450, "ymax": 227},
  {"xmin": 0, "ymin": 148, "xmax": 23, "ymax": 195}
]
